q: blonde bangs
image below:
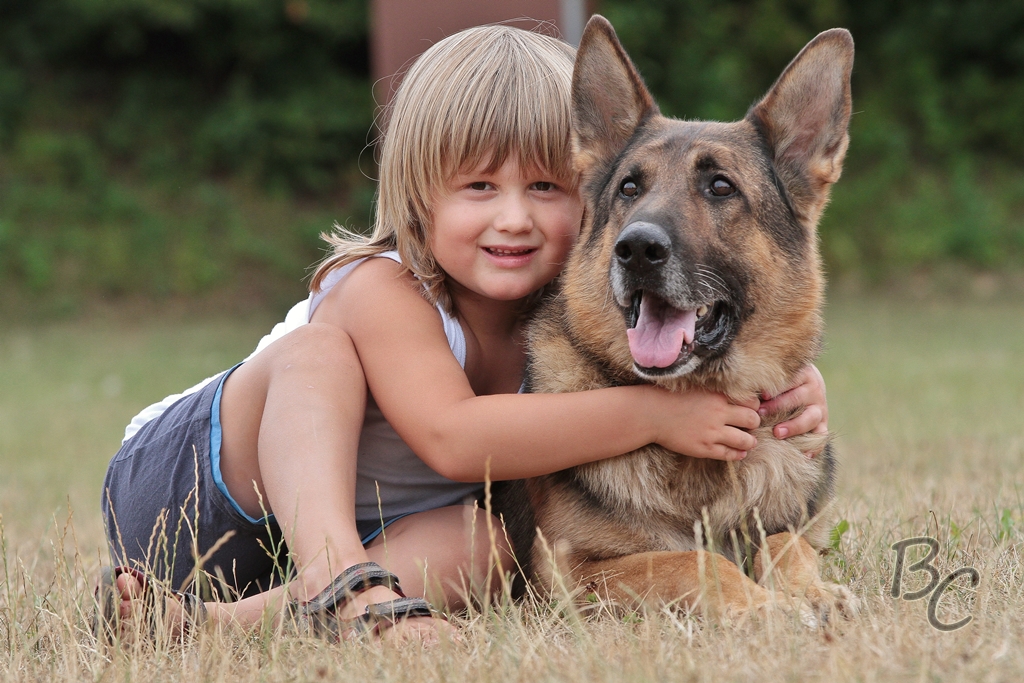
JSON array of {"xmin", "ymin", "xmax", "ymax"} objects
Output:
[
  {"xmin": 431, "ymin": 33, "xmax": 576, "ymax": 185},
  {"xmin": 402, "ymin": 28, "xmax": 576, "ymax": 221},
  {"xmin": 312, "ymin": 26, "xmax": 576, "ymax": 313}
]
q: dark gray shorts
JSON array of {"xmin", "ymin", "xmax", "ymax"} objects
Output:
[
  {"xmin": 101, "ymin": 365, "xmax": 408, "ymax": 598},
  {"xmin": 101, "ymin": 365, "xmax": 288, "ymax": 597}
]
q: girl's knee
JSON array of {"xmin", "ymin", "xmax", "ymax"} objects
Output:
[
  {"xmin": 261, "ymin": 323, "xmax": 363, "ymax": 379},
  {"xmin": 283, "ymin": 322, "xmax": 357, "ymax": 357}
]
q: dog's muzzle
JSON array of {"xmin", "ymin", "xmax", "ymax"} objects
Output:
[{"xmin": 613, "ymin": 222, "xmax": 737, "ymax": 377}]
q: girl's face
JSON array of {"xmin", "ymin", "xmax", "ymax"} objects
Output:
[{"xmin": 429, "ymin": 158, "xmax": 582, "ymax": 305}]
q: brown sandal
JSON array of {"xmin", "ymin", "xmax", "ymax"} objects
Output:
[{"xmin": 294, "ymin": 562, "xmax": 438, "ymax": 639}]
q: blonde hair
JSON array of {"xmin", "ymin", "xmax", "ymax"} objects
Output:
[{"xmin": 310, "ymin": 25, "xmax": 576, "ymax": 314}]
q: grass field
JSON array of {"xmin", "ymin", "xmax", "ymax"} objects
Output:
[{"xmin": 1, "ymin": 294, "xmax": 1022, "ymax": 681}]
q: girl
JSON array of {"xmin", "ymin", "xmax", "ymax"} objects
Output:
[{"xmin": 100, "ymin": 25, "xmax": 828, "ymax": 642}]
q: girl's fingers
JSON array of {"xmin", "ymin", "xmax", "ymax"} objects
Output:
[
  {"xmin": 773, "ymin": 405, "xmax": 824, "ymax": 439},
  {"xmin": 705, "ymin": 445, "xmax": 747, "ymax": 461},
  {"xmin": 723, "ymin": 427, "xmax": 757, "ymax": 453},
  {"xmin": 729, "ymin": 405, "xmax": 761, "ymax": 431},
  {"xmin": 732, "ymin": 394, "xmax": 761, "ymax": 412},
  {"xmin": 758, "ymin": 383, "xmax": 807, "ymax": 417},
  {"xmin": 759, "ymin": 364, "xmax": 826, "ymax": 417}
]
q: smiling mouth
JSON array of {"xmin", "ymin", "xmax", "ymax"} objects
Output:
[
  {"xmin": 485, "ymin": 247, "xmax": 536, "ymax": 256},
  {"xmin": 626, "ymin": 290, "xmax": 714, "ymax": 370}
]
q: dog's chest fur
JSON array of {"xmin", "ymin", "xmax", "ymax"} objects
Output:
[{"xmin": 522, "ymin": 304, "xmax": 834, "ymax": 565}]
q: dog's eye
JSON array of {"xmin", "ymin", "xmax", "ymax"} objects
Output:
[
  {"xmin": 620, "ymin": 179, "xmax": 639, "ymax": 198},
  {"xmin": 709, "ymin": 177, "xmax": 736, "ymax": 197}
]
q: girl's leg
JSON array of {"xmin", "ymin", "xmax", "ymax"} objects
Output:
[
  {"xmin": 217, "ymin": 323, "xmax": 371, "ymax": 603},
  {"xmin": 113, "ymin": 503, "xmax": 514, "ymax": 633},
  {"xmin": 364, "ymin": 505, "xmax": 515, "ymax": 610},
  {"xmin": 206, "ymin": 505, "xmax": 516, "ymax": 628},
  {"xmin": 114, "ymin": 323, "xmax": 511, "ymax": 635},
  {"xmin": 115, "ymin": 323, "xmax": 387, "ymax": 630},
  {"xmin": 223, "ymin": 325, "xmax": 512, "ymax": 613}
]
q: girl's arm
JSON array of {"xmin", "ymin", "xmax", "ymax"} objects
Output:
[{"xmin": 313, "ymin": 259, "xmax": 759, "ymax": 482}]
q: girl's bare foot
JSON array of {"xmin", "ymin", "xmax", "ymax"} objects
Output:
[{"xmin": 112, "ymin": 569, "xmax": 201, "ymax": 640}]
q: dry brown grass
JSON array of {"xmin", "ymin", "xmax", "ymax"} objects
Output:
[{"xmin": 1, "ymin": 293, "xmax": 1022, "ymax": 681}]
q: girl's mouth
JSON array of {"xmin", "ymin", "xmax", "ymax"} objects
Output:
[
  {"xmin": 484, "ymin": 247, "xmax": 536, "ymax": 257},
  {"xmin": 482, "ymin": 246, "xmax": 539, "ymax": 267}
]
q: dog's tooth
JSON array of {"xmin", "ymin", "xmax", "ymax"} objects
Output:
[{"xmin": 697, "ymin": 305, "xmax": 709, "ymax": 318}]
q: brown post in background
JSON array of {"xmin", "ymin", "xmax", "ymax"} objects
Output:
[{"xmin": 370, "ymin": 0, "xmax": 591, "ymax": 105}]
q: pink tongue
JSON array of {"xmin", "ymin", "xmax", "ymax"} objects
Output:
[{"xmin": 626, "ymin": 294, "xmax": 697, "ymax": 368}]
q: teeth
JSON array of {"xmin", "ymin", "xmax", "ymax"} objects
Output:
[
  {"xmin": 696, "ymin": 305, "xmax": 709, "ymax": 318},
  {"xmin": 489, "ymin": 248, "xmax": 532, "ymax": 256},
  {"xmin": 628, "ymin": 291, "xmax": 642, "ymax": 328}
]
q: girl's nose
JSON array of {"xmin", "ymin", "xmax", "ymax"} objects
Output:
[{"xmin": 493, "ymin": 195, "xmax": 533, "ymax": 233}]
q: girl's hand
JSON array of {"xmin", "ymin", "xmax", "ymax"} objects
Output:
[
  {"xmin": 649, "ymin": 387, "xmax": 760, "ymax": 461},
  {"xmin": 757, "ymin": 364, "xmax": 828, "ymax": 441}
]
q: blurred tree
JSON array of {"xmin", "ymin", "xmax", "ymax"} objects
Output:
[
  {"xmin": 0, "ymin": 0, "xmax": 373, "ymax": 190},
  {"xmin": 0, "ymin": 0, "xmax": 375, "ymax": 308}
]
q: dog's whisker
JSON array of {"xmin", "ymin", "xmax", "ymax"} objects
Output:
[{"xmin": 695, "ymin": 264, "xmax": 728, "ymax": 300}]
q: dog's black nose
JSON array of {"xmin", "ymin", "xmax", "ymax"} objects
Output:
[{"xmin": 614, "ymin": 222, "xmax": 672, "ymax": 273}]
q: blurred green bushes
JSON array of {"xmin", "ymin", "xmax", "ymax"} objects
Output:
[
  {"xmin": 1, "ymin": 0, "xmax": 1023, "ymax": 312},
  {"xmin": 0, "ymin": 0, "xmax": 375, "ymax": 311}
]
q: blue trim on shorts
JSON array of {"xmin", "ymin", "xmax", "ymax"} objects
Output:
[
  {"xmin": 207, "ymin": 363, "xmax": 413, "ymax": 546},
  {"xmin": 358, "ymin": 512, "xmax": 413, "ymax": 545},
  {"xmin": 209, "ymin": 362, "xmax": 272, "ymax": 525}
]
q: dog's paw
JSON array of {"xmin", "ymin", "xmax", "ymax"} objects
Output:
[
  {"xmin": 720, "ymin": 594, "xmax": 819, "ymax": 629},
  {"xmin": 805, "ymin": 582, "xmax": 859, "ymax": 623}
]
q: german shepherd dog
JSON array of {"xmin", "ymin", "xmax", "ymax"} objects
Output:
[{"xmin": 496, "ymin": 17, "xmax": 856, "ymax": 621}]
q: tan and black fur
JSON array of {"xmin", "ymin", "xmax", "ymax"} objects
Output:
[{"xmin": 496, "ymin": 16, "xmax": 857, "ymax": 621}]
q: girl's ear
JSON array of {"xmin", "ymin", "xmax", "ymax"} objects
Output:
[
  {"xmin": 570, "ymin": 15, "xmax": 659, "ymax": 179},
  {"xmin": 747, "ymin": 29, "xmax": 854, "ymax": 228}
]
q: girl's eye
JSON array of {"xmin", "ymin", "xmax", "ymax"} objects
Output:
[
  {"xmin": 620, "ymin": 179, "xmax": 639, "ymax": 198},
  {"xmin": 532, "ymin": 181, "xmax": 555, "ymax": 191},
  {"xmin": 709, "ymin": 177, "xmax": 736, "ymax": 197},
  {"xmin": 468, "ymin": 181, "xmax": 491, "ymax": 191}
]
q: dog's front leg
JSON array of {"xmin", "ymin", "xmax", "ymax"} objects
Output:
[
  {"xmin": 574, "ymin": 550, "xmax": 787, "ymax": 620},
  {"xmin": 753, "ymin": 532, "xmax": 859, "ymax": 621}
]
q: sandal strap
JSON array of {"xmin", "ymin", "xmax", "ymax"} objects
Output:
[
  {"xmin": 299, "ymin": 562, "xmax": 405, "ymax": 616},
  {"xmin": 362, "ymin": 597, "xmax": 436, "ymax": 627},
  {"xmin": 93, "ymin": 566, "xmax": 120, "ymax": 643},
  {"xmin": 294, "ymin": 563, "xmax": 443, "ymax": 639},
  {"xmin": 173, "ymin": 590, "xmax": 209, "ymax": 629},
  {"xmin": 331, "ymin": 597, "xmax": 439, "ymax": 639}
]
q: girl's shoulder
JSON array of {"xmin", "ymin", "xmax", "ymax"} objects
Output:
[
  {"xmin": 333, "ymin": 254, "xmax": 419, "ymax": 303},
  {"xmin": 311, "ymin": 253, "xmax": 444, "ymax": 333},
  {"xmin": 310, "ymin": 251, "xmax": 469, "ymax": 371},
  {"xmin": 310, "ymin": 251, "xmax": 401, "ymax": 313}
]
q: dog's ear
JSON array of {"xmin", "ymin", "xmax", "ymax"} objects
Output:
[
  {"xmin": 571, "ymin": 16, "xmax": 659, "ymax": 178},
  {"xmin": 748, "ymin": 29, "xmax": 854, "ymax": 228}
]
